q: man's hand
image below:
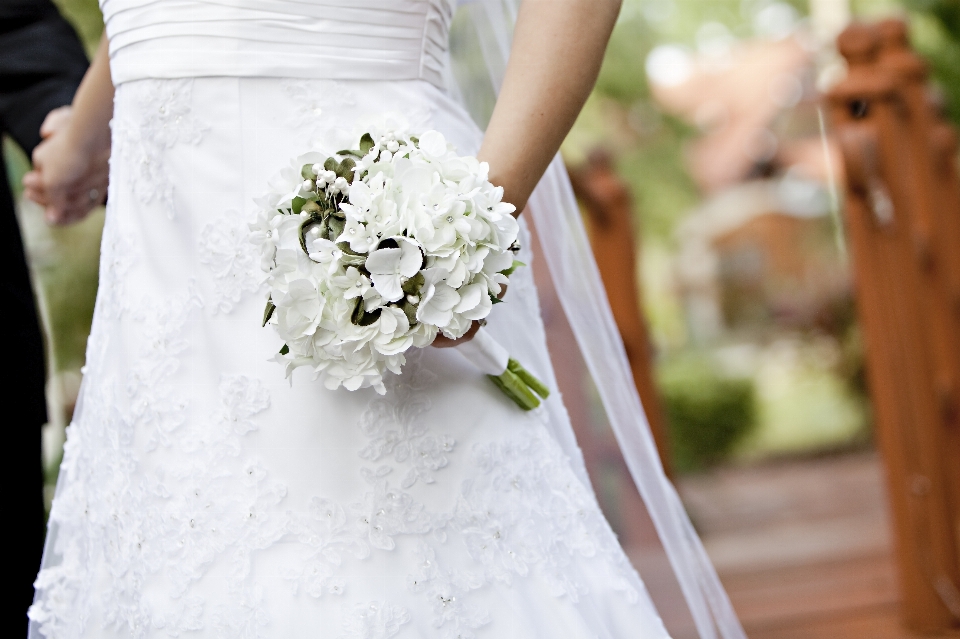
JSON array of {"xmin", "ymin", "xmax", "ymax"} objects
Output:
[{"xmin": 22, "ymin": 106, "xmax": 110, "ymax": 226}]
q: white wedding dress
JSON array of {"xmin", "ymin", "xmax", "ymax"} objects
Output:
[{"xmin": 28, "ymin": 1, "xmax": 679, "ymax": 638}]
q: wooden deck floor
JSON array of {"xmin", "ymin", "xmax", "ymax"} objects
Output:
[{"xmin": 672, "ymin": 451, "xmax": 960, "ymax": 638}]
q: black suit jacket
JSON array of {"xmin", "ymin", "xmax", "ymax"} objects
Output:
[{"xmin": 1, "ymin": 0, "xmax": 89, "ymax": 153}]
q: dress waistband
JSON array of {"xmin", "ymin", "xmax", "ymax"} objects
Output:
[{"xmin": 102, "ymin": 0, "xmax": 454, "ymax": 88}]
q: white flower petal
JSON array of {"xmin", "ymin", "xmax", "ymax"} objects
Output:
[
  {"xmin": 418, "ymin": 130, "xmax": 447, "ymax": 157},
  {"xmin": 365, "ymin": 247, "xmax": 401, "ymax": 275}
]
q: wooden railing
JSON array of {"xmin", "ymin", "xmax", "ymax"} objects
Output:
[{"xmin": 827, "ymin": 19, "xmax": 960, "ymax": 632}]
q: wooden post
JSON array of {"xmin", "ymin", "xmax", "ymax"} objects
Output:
[
  {"xmin": 569, "ymin": 149, "xmax": 673, "ymax": 477},
  {"xmin": 828, "ymin": 22, "xmax": 960, "ymax": 631}
]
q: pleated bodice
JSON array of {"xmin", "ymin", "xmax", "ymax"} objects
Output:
[{"xmin": 101, "ymin": 0, "xmax": 455, "ymax": 87}]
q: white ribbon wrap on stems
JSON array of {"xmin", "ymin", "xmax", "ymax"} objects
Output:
[{"xmin": 454, "ymin": 327, "xmax": 509, "ymax": 375}]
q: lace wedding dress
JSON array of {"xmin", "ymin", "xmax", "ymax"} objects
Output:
[{"xmin": 28, "ymin": 1, "xmax": 681, "ymax": 637}]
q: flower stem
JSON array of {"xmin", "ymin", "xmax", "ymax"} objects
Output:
[{"xmin": 487, "ymin": 358, "xmax": 550, "ymax": 411}]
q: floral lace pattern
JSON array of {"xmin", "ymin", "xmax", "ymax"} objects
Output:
[
  {"xmin": 282, "ymin": 79, "xmax": 358, "ymax": 140},
  {"xmin": 34, "ymin": 270, "xmax": 644, "ymax": 639},
  {"xmin": 112, "ymin": 79, "xmax": 207, "ymax": 218},
  {"xmin": 359, "ymin": 353, "xmax": 456, "ymax": 488},
  {"xmin": 341, "ymin": 601, "xmax": 411, "ymax": 639},
  {"xmin": 198, "ymin": 209, "xmax": 263, "ymax": 314},
  {"xmin": 93, "ymin": 196, "xmax": 137, "ymax": 320},
  {"xmin": 31, "ymin": 282, "xmax": 284, "ymax": 638}
]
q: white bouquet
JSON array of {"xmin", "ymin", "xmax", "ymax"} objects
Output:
[{"xmin": 252, "ymin": 127, "xmax": 549, "ymax": 410}]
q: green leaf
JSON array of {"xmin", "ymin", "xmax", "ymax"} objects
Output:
[
  {"xmin": 323, "ymin": 157, "xmax": 338, "ymax": 173},
  {"xmin": 337, "ymin": 158, "xmax": 357, "ymax": 184},
  {"xmin": 359, "ymin": 132, "xmax": 375, "ymax": 155},
  {"xmin": 401, "ymin": 271, "xmax": 425, "ymax": 297},
  {"xmin": 279, "ymin": 344, "xmax": 290, "ymax": 355},
  {"xmin": 299, "ymin": 219, "xmax": 313, "ymax": 255},
  {"xmin": 337, "ymin": 149, "xmax": 364, "ymax": 159},
  {"xmin": 300, "ymin": 164, "xmax": 316, "ymax": 180},
  {"xmin": 327, "ymin": 216, "xmax": 345, "ymax": 241},
  {"xmin": 490, "ymin": 293, "xmax": 504, "ymax": 305},
  {"xmin": 351, "ymin": 298, "xmax": 382, "ymax": 326},
  {"xmin": 337, "ymin": 242, "xmax": 367, "ymax": 266},
  {"xmin": 262, "ymin": 299, "xmax": 276, "ymax": 327},
  {"xmin": 501, "ymin": 260, "xmax": 525, "ymax": 277},
  {"xmin": 399, "ymin": 299, "xmax": 418, "ymax": 325},
  {"xmin": 292, "ymin": 196, "xmax": 306, "ymax": 215}
]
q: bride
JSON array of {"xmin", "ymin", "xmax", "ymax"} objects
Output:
[{"xmin": 24, "ymin": 0, "xmax": 746, "ymax": 637}]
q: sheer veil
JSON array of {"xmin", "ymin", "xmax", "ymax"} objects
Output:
[{"xmin": 447, "ymin": 2, "xmax": 747, "ymax": 638}]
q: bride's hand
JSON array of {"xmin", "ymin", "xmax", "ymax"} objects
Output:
[
  {"xmin": 431, "ymin": 285, "xmax": 508, "ymax": 348},
  {"xmin": 431, "ymin": 320, "xmax": 482, "ymax": 349},
  {"xmin": 23, "ymin": 107, "xmax": 110, "ymax": 225},
  {"xmin": 23, "ymin": 36, "xmax": 114, "ymax": 226}
]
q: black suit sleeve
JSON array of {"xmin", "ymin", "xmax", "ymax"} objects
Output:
[{"xmin": 0, "ymin": 2, "xmax": 90, "ymax": 154}]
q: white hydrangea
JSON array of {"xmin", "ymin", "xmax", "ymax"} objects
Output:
[{"xmin": 252, "ymin": 127, "xmax": 519, "ymax": 394}]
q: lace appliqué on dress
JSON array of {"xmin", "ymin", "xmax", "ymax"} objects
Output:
[
  {"xmin": 359, "ymin": 353, "xmax": 455, "ymax": 488},
  {"xmin": 408, "ymin": 542, "xmax": 490, "ymax": 639},
  {"xmin": 30, "ymin": 285, "xmax": 282, "ymax": 639},
  {"xmin": 281, "ymin": 79, "xmax": 358, "ymax": 144},
  {"xmin": 341, "ymin": 601, "xmax": 411, "ymax": 639},
  {"xmin": 199, "ymin": 209, "xmax": 263, "ymax": 314},
  {"xmin": 94, "ymin": 183, "xmax": 138, "ymax": 321},
  {"xmin": 112, "ymin": 79, "xmax": 208, "ymax": 218}
]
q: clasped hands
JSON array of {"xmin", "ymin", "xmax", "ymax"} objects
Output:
[{"xmin": 22, "ymin": 106, "xmax": 110, "ymax": 226}]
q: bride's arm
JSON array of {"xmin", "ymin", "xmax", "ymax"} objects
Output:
[
  {"xmin": 477, "ymin": 0, "xmax": 622, "ymax": 214},
  {"xmin": 434, "ymin": 0, "xmax": 619, "ymax": 348},
  {"xmin": 23, "ymin": 37, "xmax": 113, "ymax": 225}
]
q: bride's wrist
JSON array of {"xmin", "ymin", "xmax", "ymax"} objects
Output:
[{"xmin": 64, "ymin": 122, "xmax": 110, "ymax": 157}]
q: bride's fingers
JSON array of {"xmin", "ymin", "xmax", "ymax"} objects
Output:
[
  {"xmin": 431, "ymin": 320, "xmax": 482, "ymax": 349},
  {"xmin": 22, "ymin": 171, "xmax": 50, "ymax": 206},
  {"xmin": 45, "ymin": 182, "xmax": 103, "ymax": 225},
  {"xmin": 39, "ymin": 106, "xmax": 73, "ymax": 139},
  {"xmin": 48, "ymin": 198, "xmax": 101, "ymax": 225},
  {"xmin": 432, "ymin": 284, "xmax": 507, "ymax": 349}
]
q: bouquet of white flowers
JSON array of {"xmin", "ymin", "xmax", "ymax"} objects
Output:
[{"xmin": 252, "ymin": 128, "xmax": 549, "ymax": 410}]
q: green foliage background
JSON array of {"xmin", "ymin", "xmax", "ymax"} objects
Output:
[
  {"xmin": 658, "ymin": 357, "xmax": 757, "ymax": 472},
  {"xmin": 903, "ymin": 0, "xmax": 960, "ymax": 124}
]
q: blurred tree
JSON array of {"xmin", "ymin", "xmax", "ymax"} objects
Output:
[
  {"xmin": 902, "ymin": 0, "xmax": 960, "ymax": 124},
  {"xmin": 50, "ymin": 0, "xmax": 102, "ymax": 53}
]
